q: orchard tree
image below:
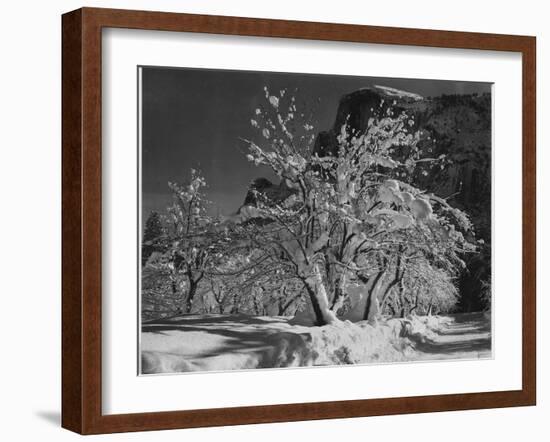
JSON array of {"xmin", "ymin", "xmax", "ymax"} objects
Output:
[
  {"xmin": 380, "ymin": 255, "xmax": 459, "ymax": 317},
  {"xmin": 161, "ymin": 169, "xmax": 223, "ymax": 313},
  {"xmin": 203, "ymin": 242, "xmax": 305, "ymax": 316},
  {"xmin": 235, "ymin": 87, "xmax": 475, "ymax": 325}
]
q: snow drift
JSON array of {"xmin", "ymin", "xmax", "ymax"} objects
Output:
[{"xmin": 140, "ymin": 314, "xmax": 470, "ymax": 374}]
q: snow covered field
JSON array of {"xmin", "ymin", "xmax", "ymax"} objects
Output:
[{"xmin": 141, "ymin": 312, "xmax": 491, "ymax": 374}]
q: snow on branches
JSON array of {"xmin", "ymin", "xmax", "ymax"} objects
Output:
[
  {"xmin": 143, "ymin": 87, "xmax": 478, "ymax": 326},
  {"xmin": 237, "ymin": 87, "xmax": 476, "ymax": 325}
]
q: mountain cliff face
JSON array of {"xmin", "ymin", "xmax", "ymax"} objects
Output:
[
  {"xmin": 242, "ymin": 177, "xmax": 293, "ymax": 207},
  {"xmin": 314, "ymin": 86, "xmax": 491, "ymax": 238}
]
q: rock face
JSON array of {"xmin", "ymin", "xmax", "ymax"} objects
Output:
[
  {"xmin": 315, "ymin": 86, "xmax": 491, "ymax": 223},
  {"xmin": 242, "ymin": 177, "xmax": 293, "ymax": 207},
  {"xmin": 314, "ymin": 86, "xmax": 425, "ymax": 156}
]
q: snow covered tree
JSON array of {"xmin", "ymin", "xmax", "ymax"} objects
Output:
[
  {"xmin": 167, "ymin": 169, "xmax": 212, "ymax": 313},
  {"xmin": 380, "ymin": 255, "xmax": 459, "ymax": 317},
  {"xmin": 236, "ymin": 87, "xmax": 475, "ymax": 325},
  {"xmin": 201, "ymin": 243, "xmax": 305, "ymax": 316},
  {"xmin": 152, "ymin": 169, "xmax": 224, "ymax": 314}
]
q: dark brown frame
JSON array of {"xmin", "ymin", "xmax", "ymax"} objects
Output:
[{"xmin": 62, "ymin": 7, "xmax": 536, "ymax": 435}]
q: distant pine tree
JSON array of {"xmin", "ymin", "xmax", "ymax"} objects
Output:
[{"xmin": 142, "ymin": 211, "xmax": 163, "ymax": 266}]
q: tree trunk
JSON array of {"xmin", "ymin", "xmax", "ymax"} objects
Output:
[
  {"xmin": 231, "ymin": 293, "xmax": 240, "ymax": 314},
  {"xmin": 379, "ymin": 279, "xmax": 398, "ymax": 314},
  {"xmin": 278, "ymin": 296, "xmax": 296, "ymax": 316},
  {"xmin": 253, "ymin": 293, "xmax": 263, "ymax": 315},
  {"xmin": 183, "ymin": 270, "xmax": 204, "ymax": 314},
  {"xmin": 184, "ymin": 281, "xmax": 197, "ymax": 314},
  {"xmin": 397, "ymin": 278, "xmax": 407, "ymax": 317},
  {"xmin": 379, "ymin": 255, "xmax": 403, "ymax": 314},
  {"xmin": 330, "ymin": 272, "xmax": 347, "ymax": 314},
  {"xmin": 362, "ymin": 271, "xmax": 385, "ymax": 321},
  {"xmin": 303, "ymin": 283, "xmax": 324, "ymax": 325},
  {"xmin": 427, "ymin": 303, "xmax": 433, "ymax": 316},
  {"xmin": 303, "ymin": 263, "xmax": 340, "ymax": 326}
]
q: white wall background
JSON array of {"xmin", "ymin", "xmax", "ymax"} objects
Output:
[{"xmin": 0, "ymin": 0, "xmax": 547, "ymax": 440}]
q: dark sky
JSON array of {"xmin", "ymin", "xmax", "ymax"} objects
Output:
[{"xmin": 141, "ymin": 66, "xmax": 490, "ymax": 220}]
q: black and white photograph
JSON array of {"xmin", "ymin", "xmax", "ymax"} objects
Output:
[{"xmin": 139, "ymin": 66, "xmax": 492, "ymax": 375}]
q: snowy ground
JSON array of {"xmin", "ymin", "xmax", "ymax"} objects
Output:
[
  {"xmin": 411, "ymin": 312, "xmax": 492, "ymax": 361},
  {"xmin": 141, "ymin": 312, "xmax": 491, "ymax": 374}
]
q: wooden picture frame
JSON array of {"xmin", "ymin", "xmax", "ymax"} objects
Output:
[{"xmin": 62, "ymin": 7, "xmax": 536, "ymax": 434}]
